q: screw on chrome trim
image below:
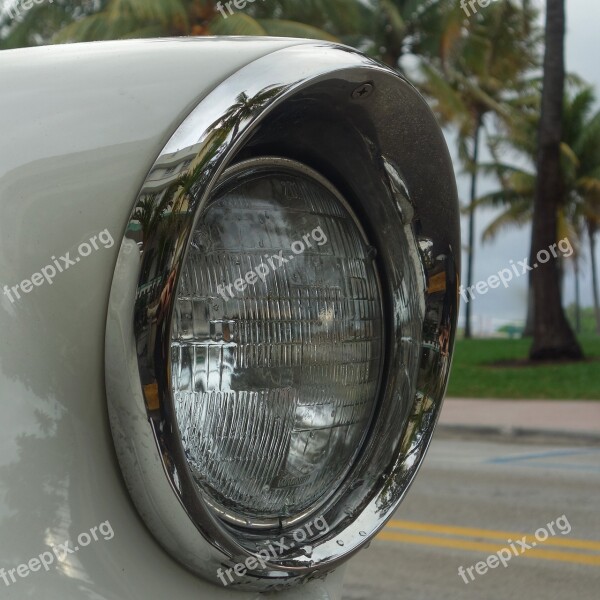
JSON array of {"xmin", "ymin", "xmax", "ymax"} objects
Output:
[{"xmin": 351, "ymin": 82, "xmax": 374, "ymax": 100}]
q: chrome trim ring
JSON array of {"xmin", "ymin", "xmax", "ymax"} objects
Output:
[{"xmin": 106, "ymin": 40, "xmax": 460, "ymax": 590}]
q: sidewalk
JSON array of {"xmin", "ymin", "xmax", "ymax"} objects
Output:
[{"xmin": 439, "ymin": 398, "xmax": 600, "ymax": 443}]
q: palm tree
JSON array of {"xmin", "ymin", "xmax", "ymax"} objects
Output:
[
  {"xmin": 419, "ymin": 1, "xmax": 540, "ymax": 338},
  {"xmin": 586, "ymin": 210, "xmax": 600, "ymax": 333},
  {"xmin": 241, "ymin": 0, "xmax": 365, "ymax": 41},
  {"xmin": 529, "ymin": 0, "xmax": 582, "ymax": 360},
  {"xmin": 2, "ymin": 0, "xmax": 462, "ymax": 72},
  {"xmin": 275, "ymin": 0, "xmax": 458, "ymax": 69},
  {"xmin": 1, "ymin": 0, "xmax": 340, "ymax": 47},
  {"xmin": 478, "ymin": 85, "xmax": 600, "ymax": 336},
  {"xmin": 564, "ymin": 88, "xmax": 600, "ymax": 334},
  {"xmin": 0, "ymin": 0, "xmax": 100, "ymax": 48}
]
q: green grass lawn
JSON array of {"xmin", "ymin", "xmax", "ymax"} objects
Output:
[{"xmin": 446, "ymin": 336, "xmax": 600, "ymax": 399}]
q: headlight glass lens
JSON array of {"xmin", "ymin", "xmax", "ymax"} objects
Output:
[{"xmin": 170, "ymin": 161, "xmax": 383, "ymax": 524}]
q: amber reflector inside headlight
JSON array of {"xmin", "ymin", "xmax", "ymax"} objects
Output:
[{"xmin": 170, "ymin": 158, "xmax": 383, "ymax": 526}]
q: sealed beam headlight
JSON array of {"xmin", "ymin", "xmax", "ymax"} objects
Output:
[
  {"xmin": 171, "ymin": 159, "xmax": 383, "ymax": 527},
  {"xmin": 106, "ymin": 40, "xmax": 460, "ymax": 590}
]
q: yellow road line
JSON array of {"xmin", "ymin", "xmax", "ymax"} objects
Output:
[
  {"xmin": 385, "ymin": 519, "xmax": 600, "ymax": 552},
  {"xmin": 376, "ymin": 531, "xmax": 600, "ymax": 567}
]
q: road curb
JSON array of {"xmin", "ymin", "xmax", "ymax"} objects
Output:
[{"xmin": 437, "ymin": 424, "xmax": 600, "ymax": 445}]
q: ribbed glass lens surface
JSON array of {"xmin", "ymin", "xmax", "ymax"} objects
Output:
[{"xmin": 171, "ymin": 162, "xmax": 383, "ymax": 522}]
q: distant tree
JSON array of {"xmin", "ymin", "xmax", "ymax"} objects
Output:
[
  {"xmin": 420, "ymin": 1, "xmax": 540, "ymax": 338},
  {"xmin": 497, "ymin": 323, "xmax": 524, "ymax": 339}
]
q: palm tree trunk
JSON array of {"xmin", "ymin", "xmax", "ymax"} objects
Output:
[
  {"xmin": 523, "ymin": 271, "xmax": 534, "ymax": 337},
  {"xmin": 464, "ymin": 112, "xmax": 483, "ymax": 339},
  {"xmin": 574, "ymin": 255, "xmax": 581, "ymax": 334},
  {"xmin": 529, "ymin": 0, "xmax": 583, "ymax": 360},
  {"xmin": 588, "ymin": 219, "xmax": 600, "ymax": 334}
]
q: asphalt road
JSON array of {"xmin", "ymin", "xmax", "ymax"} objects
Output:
[{"xmin": 343, "ymin": 435, "xmax": 600, "ymax": 600}]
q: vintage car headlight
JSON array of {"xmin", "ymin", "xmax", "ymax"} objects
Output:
[
  {"xmin": 106, "ymin": 41, "xmax": 459, "ymax": 590},
  {"xmin": 172, "ymin": 158, "xmax": 384, "ymax": 527}
]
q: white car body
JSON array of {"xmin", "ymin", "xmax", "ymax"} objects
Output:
[{"xmin": 0, "ymin": 37, "xmax": 459, "ymax": 599}]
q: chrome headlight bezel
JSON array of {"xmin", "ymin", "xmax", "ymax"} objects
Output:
[{"xmin": 106, "ymin": 41, "xmax": 459, "ymax": 590}]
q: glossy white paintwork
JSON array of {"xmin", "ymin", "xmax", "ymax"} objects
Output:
[{"xmin": 0, "ymin": 38, "xmax": 346, "ymax": 599}]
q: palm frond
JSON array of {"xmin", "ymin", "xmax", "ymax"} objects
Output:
[
  {"xmin": 481, "ymin": 200, "xmax": 532, "ymax": 242},
  {"xmin": 256, "ymin": 18, "xmax": 338, "ymax": 41},
  {"xmin": 419, "ymin": 62, "xmax": 469, "ymax": 126},
  {"xmin": 106, "ymin": 0, "xmax": 188, "ymax": 26},
  {"xmin": 209, "ymin": 13, "xmax": 266, "ymax": 36}
]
